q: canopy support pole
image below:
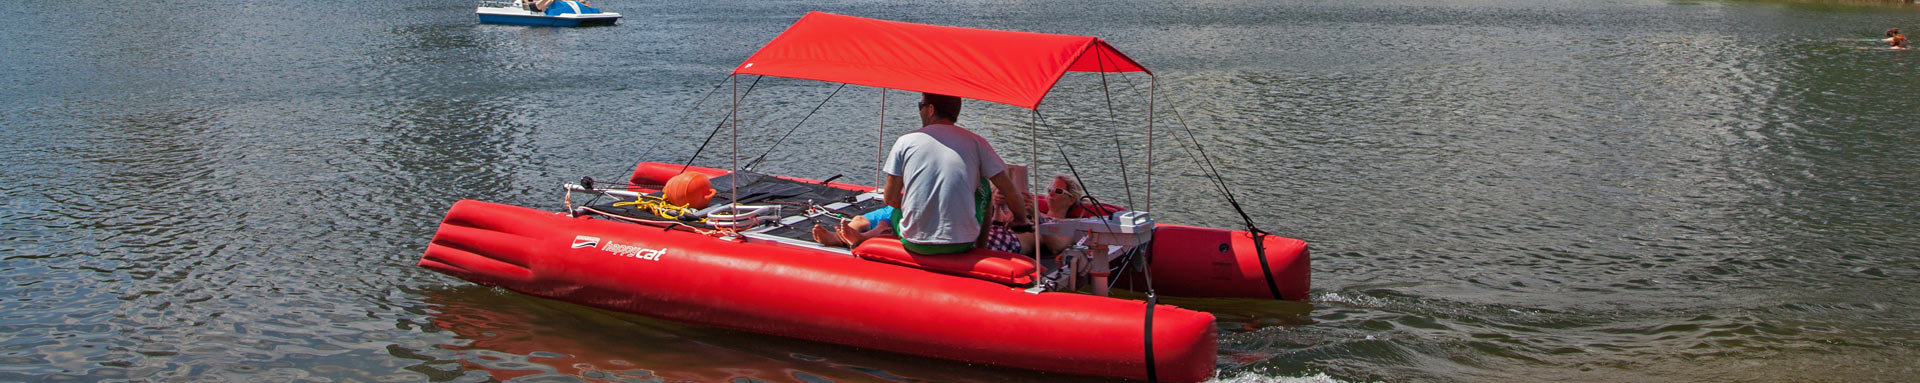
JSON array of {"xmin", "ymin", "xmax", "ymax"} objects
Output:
[
  {"xmin": 730, "ymin": 75, "xmax": 740, "ymax": 212},
  {"xmin": 1029, "ymin": 109, "xmax": 1041, "ymax": 289},
  {"xmin": 1145, "ymin": 75, "xmax": 1156, "ymax": 213},
  {"xmin": 877, "ymin": 89, "xmax": 888, "ymax": 187}
]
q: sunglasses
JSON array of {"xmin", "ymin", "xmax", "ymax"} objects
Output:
[
  {"xmin": 917, "ymin": 101, "xmax": 931, "ymax": 108},
  {"xmin": 1049, "ymin": 187, "xmax": 1068, "ymax": 195}
]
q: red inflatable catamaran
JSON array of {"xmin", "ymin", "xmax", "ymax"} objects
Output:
[{"xmin": 419, "ymin": 12, "xmax": 1308, "ymax": 382}]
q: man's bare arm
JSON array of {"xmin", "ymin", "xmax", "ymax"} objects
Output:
[
  {"xmin": 987, "ymin": 170, "xmax": 1029, "ymax": 227},
  {"xmin": 883, "ymin": 175, "xmax": 905, "ymax": 209}
]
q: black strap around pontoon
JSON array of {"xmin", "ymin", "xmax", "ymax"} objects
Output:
[
  {"xmin": 1143, "ymin": 293, "xmax": 1158, "ymax": 383},
  {"xmin": 1251, "ymin": 228, "xmax": 1283, "ymax": 300},
  {"xmin": 1167, "ymin": 105, "xmax": 1286, "ymax": 301}
]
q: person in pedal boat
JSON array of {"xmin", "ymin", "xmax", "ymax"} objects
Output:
[
  {"xmin": 527, "ymin": 0, "xmax": 593, "ymax": 12},
  {"xmin": 879, "ymin": 93, "xmax": 1031, "ymax": 254}
]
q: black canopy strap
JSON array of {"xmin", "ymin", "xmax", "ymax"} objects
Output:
[
  {"xmin": 1055, "ymin": 143, "xmax": 1117, "ymax": 235},
  {"xmin": 1143, "ymin": 292, "xmax": 1159, "ymax": 383},
  {"xmin": 1095, "ymin": 51, "xmax": 1137, "ymax": 209},
  {"xmin": 635, "ymin": 76, "xmax": 729, "ymax": 173},
  {"xmin": 682, "ymin": 75, "xmax": 764, "ymax": 174},
  {"xmin": 1169, "ymin": 104, "xmax": 1283, "ymax": 300},
  {"xmin": 1168, "ymin": 106, "xmax": 1253, "ymax": 229},
  {"xmin": 745, "ymin": 82, "xmax": 849, "ymax": 171},
  {"xmin": 1037, "ymin": 111, "xmax": 1093, "ymax": 214},
  {"xmin": 1141, "ymin": 231, "xmax": 1162, "ymax": 382}
]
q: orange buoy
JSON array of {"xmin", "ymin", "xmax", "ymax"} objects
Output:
[{"xmin": 662, "ymin": 172, "xmax": 717, "ymax": 209}]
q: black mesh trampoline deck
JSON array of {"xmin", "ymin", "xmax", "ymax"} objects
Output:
[{"xmin": 584, "ymin": 172, "xmax": 884, "ymax": 243}]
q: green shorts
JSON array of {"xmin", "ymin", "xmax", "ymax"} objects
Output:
[{"xmin": 891, "ymin": 178, "xmax": 990, "ymax": 255}]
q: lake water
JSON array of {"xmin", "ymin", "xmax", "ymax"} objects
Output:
[{"xmin": 4, "ymin": 0, "xmax": 1918, "ymax": 381}]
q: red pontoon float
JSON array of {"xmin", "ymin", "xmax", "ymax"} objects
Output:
[{"xmin": 419, "ymin": 12, "xmax": 1308, "ymax": 382}]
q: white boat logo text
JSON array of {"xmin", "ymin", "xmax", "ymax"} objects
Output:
[{"xmin": 601, "ymin": 241, "xmax": 665, "ymax": 261}]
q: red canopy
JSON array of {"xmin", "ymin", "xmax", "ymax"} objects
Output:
[{"xmin": 732, "ymin": 11, "xmax": 1150, "ymax": 110}]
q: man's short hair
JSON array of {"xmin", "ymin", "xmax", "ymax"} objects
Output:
[{"xmin": 923, "ymin": 93, "xmax": 961, "ymax": 122}]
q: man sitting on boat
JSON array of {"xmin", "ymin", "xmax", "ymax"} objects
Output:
[
  {"xmin": 881, "ymin": 93, "xmax": 1031, "ymax": 255},
  {"xmin": 819, "ymin": 166, "xmax": 1041, "ymax": 254}
]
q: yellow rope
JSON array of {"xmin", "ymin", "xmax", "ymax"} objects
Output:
[{"xmin": 611, "ymin": 195, "xmax": 702, "ymax": 222}]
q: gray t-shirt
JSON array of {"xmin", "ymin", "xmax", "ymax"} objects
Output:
[{"xmin": 882, "ymin": 123, "xmax": 1008, "ymax": 245}]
